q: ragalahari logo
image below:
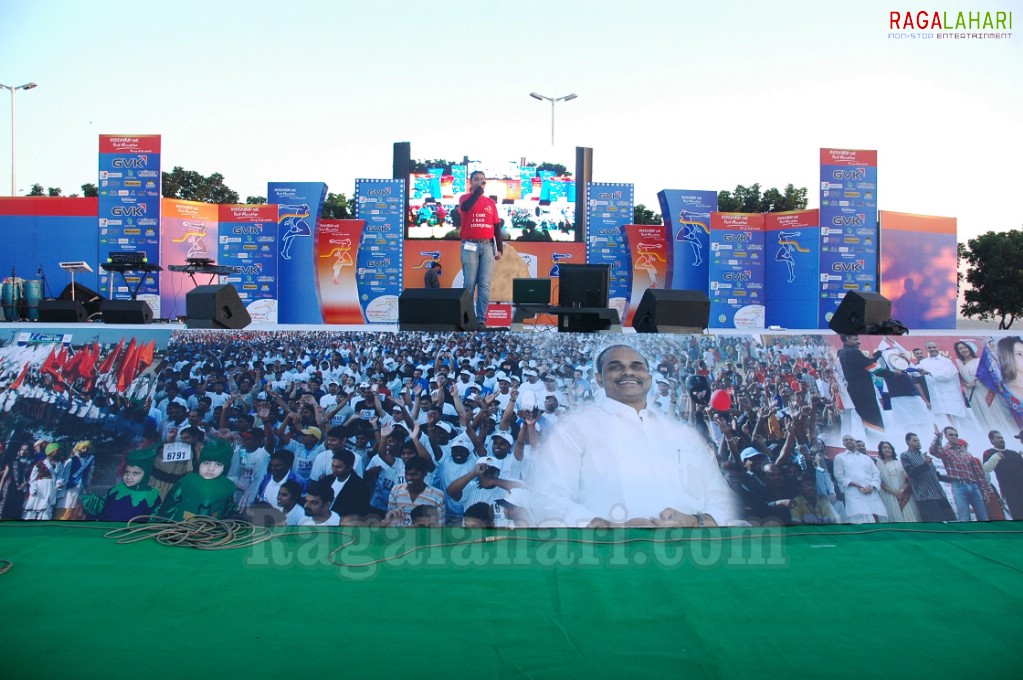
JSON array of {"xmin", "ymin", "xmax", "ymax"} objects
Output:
[{"xmin": 889, "ymin": 8, "xmax": 1013, "ymax": 40}]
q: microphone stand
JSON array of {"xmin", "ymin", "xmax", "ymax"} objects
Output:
[{"xmin": 39, "ymin": 265, "xmax": 54, "ymax": 299}]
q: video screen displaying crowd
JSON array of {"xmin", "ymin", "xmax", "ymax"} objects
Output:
[{"xmin": 2, "ymin": 326, "xmax": 1021, "ymax": 528}]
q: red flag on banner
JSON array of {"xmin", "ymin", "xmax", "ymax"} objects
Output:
[
  {"xmin": 80, "ymin": 342, "xmax": 101, "ymax": 392},
  {"xmin": 10, "ymin": 362, "xmax": 30, "ymax": 390},
  {"xmin": 97, "ymin": 338, "xmax": 125, "ymax": 376},
  {"xmin": 136, "ymin": 340, "xmax": 156, "ymax": 373},
  {"xmin": 116, "ymin": 339, "xmax": 139, "ymax": 393},
  {"xmin": 39, "ymin": 346, "xmax": 59, "ymax": 377}
]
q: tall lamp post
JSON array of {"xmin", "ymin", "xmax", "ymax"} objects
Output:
[
  {"xmin": 0, "ymin": 81, "xmax": 38, "ymax": 196},
  {"xmin": 529, "ymin": 92, "xmax": 577, "ymax": 146}
]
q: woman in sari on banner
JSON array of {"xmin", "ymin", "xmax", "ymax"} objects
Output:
[{"xmin": 955, "ymin": 340, "xmax": 1017, "ymax": 436}]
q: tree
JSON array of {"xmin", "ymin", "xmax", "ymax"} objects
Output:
[
  {"xmin": 23, "ymin": 183, "xmax": 96, "ymax": 197},
  {"xmin": 717, "ymin": 183, "xmax": 809, "ymax": 213},
  {"xmin": 245, "ymin": 196, "xmax": 267, "ymax": 205},
  {"xmin": 162, "ymin": 166, "xmax": 239, "ymax": 204},
  {"xmin": 321, "ymin": 192, "xmax": 354, "ymax": 219},
  {"xmin": 960, "ymin": 229, "xmax": 1023, "ymax": 329},
  {"xmin": 633, "ymin": 204, "xmax": 663, "ymax": 225}
]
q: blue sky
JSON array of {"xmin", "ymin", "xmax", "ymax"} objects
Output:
[{"xmin": 1, "ymin": 0, "xmax": 1020, "ymax": 242}]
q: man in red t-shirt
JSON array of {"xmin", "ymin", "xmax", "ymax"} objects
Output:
[{"xmin": 458, "ymin": 170, "xmax": 504, "ymax": 328}]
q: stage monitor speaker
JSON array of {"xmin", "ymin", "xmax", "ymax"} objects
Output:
[
  {"xmin": 186, "ymin": 284, "xmax": 252, "ymax": 329},
  {"xmin": 101, "ymin": 300, "xmax": 153, "ymax": 324},
  {"xmin": 398, "ymin": 287, "xmax": 477, "ymax": 332},
  {"xmin": 37, "ymin": 299, "xmax": 88, "ymax": 323},
  {"xmin": 632, "ymin": 289, "xmax": 710, "ymax": 333},
  {"xmin": 828, "ymin": 291, "xmax": 892, "ymax": 335},
  {"xmin": 59, "ymin": 282, "xmax": 105, "ymax": 318}
]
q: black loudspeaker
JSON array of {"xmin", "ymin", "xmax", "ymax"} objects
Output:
[
  {"xmin": 828, "ymin": 292, "xmax": 892, "ymax": 334},
  {"xmin": 392, "ymin": 141, "xmax": 411, "ymax": 180},
  {"xmin": 186, "ymin": 284, "xmax": 251, "ymax": 329},
  {"xmin": 633, "ymin": 289, "xmax": 710, "ymax": 333},
  {"xmin": 101, "ymin": 300, "xmax": 153, "ymax": 324},
  {"xmin": 59, "ymin": 283, "xmax": 105, "ymax": 318},
  {"xmin": 37, "ymin": 299, "xmax": 88, "ymax": 323},
  {"xmin": 575, "ymin": 146, "xmax": 593, "ymax": 235},
  {"xmin": 399, "ymin": 287, "xmax": 477, "ymax": 331}
]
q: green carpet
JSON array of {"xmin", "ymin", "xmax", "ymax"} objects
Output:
[{"xmin": 1, "ymin": 522, "xmax": 1022, "ymax": 678}]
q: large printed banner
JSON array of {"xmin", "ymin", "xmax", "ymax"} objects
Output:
[
  {"xmin": 315, "ymin": 219, "xmax": 365, "ymax": 324},
  {"xmin": 658, "ymin": 189, "xmax": 716, "ymax": 292},
  {"xmin": 354, "ymin": 179, "xmax": 406, "ymax": 324},
  {"xmin": 270, "ymin": 182, "xmax": 328, "ymax": 324},
  {"xmin": 709, "ymin": 212, "xmax": 765, "ymax": 329},
  {"xmin": 159, "ymin": 199, "xmax": 218, "ymax": 322},
  {"xmin": 4, "ymin": 326, "xmax": 1022, "ymax": 528},
  {"xmin": 98, "ymin": 135, "xmax": 161, "ymax": 307},
  {"xmin": 218, "ymin": 204, "xmax": 280, "ymax": 324},
  {"xmin": 585, "ymin": 182, "xmax": 634, "ymax": 317},
  {"xmin": 764, "ymin": 210, "xmax": 820, "ymax": 329},
  {"xmin": 623, "ymin": 224, "xmax": 669, "ymax": 326},
  {"xmin": 879, "ymin": 211, "xmax": 957, "ymax": 330},
  {"xmin": 819, "ymin": 148, "xmax": 878, "ymax": 328}
]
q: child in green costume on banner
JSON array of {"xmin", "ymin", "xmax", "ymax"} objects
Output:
[
  {"xmin": 157, "ymin": 438, "xmax": 237, "ymax": 521},
  {"xmin": 82, "ymin": 447, "xmax": 161, "ymax": 522}
]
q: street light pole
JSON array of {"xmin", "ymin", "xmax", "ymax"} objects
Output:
[
  {"xmin": 0, "ymin": 81, "xmax": 38, "ymax": 196},
  {"xmin": 530, "ymin": 92, "xmax": 578, "ymax": 146}
]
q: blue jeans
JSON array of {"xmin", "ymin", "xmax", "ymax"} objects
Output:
[
  {"xmin": 460, "ymin": 239, "xmax": 495, "ymax": 324},
  {"xmin": 950, "ymin": 480, "xmax": 988, "ymax": 521}
]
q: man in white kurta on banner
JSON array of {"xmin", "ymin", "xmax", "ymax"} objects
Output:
[
  {"xmin": 916, "ymin": 341, "xmax": 968, "ymax": 428},
  {"xmin": 833, "ymin": 434, "xmax": 888, "ymax": 524},
  {"xmin": 529, "ymin": 344, "xmax": 739, "ymax": 528}
]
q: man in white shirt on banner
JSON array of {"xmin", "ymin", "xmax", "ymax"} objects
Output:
[
  {"xmin": 916, "ymin": 341, "xmax": 969, "ymax": 428},
  {"xmin": 529, "ymin": 344, "xmax": 738, "ymax": 528}
]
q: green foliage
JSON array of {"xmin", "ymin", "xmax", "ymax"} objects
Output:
[
  {"xmin": 25, "ymin": 183, "xmax": 96, "ymax": 198},
  {"xmin": 321, "ymin": 192, "xmax": 353, "ymax": 219},
  {"xmin": 162, "ymin": 166, "xmax": 239, "ymax": 204},
  {"xmin": 245, "ymin": 196, "xmax": 267, "ymax": 205},
  {"xmin": 633, "ymin": 204, "xmax": 663, "ymax": 225},
  {"xmin": 961, "ymin": 229, "xmax": 1023, "ymax": 329},
  {"xmin": 717, "ymin": 183, "xmax": 808, "ymax": 213}
]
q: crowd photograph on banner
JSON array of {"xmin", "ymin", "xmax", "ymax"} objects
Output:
[{"xmin": 2, "ymin": 327, "xmax": 1020, "ymax": 528}]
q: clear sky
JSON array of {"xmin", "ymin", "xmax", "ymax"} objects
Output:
[{"xmin": 1, "ymin": 0, "xmax": 1020, "ymax": 242}]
